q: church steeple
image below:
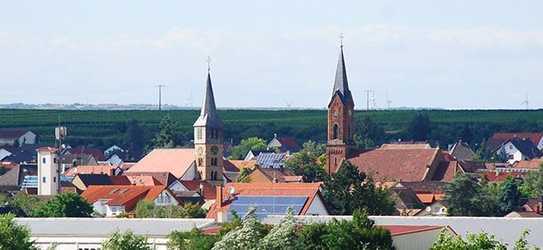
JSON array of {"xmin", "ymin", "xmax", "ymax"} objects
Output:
[
  {"xmin": 193, "ymin": 64, "xmax": 224, "ymax": 186},
  {"xmin": 331, "ymin": 45, "xmax": 351, "ymax": 100},
  {"xmin": 326, "ymin": 42, "xmax": 355, "ymax": 174},
  {"xmin": 194, "ymin": 72, "xmax": 223, "ymax": 128}
]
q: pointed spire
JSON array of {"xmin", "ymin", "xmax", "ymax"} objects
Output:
[
  {"xmin": 332, "ymin": 44, "xmax": 350, "ymax": 98},
  {"xmin": 194, "ymin": 65, "xmax": 223, "ymax": 128}
]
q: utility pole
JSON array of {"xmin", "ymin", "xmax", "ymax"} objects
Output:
[
  {"xmin": 521, "ymin": 93, "xmax": 529, "ymax": 110},
  {"xmin": 364, "ymin": 90, "xmax": 371, "ymax": 111},
  {"xmin": 386, "ymin": 91, "xmax": 392, "ymax": 110},
  {"xmin": 156, "ymin": 84, "xmax": 166, "ymax": 111}
]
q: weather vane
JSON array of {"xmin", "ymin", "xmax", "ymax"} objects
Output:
[
  {"xmin": 339, "ymin": 33, "xmax": 344, "ymax": 47},
  {"xmin": 206, "ymin": 56, "xmax": 211, "ymax": 72}
]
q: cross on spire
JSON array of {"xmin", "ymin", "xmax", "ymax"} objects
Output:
[
  {"xmin": 339, "ymin": 33, "xmax": 344, "ymax": 48},
  {"xmin": 206, "ymin": 56, "xmax": 211, "ymax": 73}
]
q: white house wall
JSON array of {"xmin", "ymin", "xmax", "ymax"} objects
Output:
[
  {"xmin": 306, "ymin": 196, "xmax": 329, "ymax": 216},
  {"xmin": 32, "ymin": 236, "xmax": 168, "ymax": 250},
  {"xmin": 391, "ymin": 229, "xmax": 444, "ymax": 250},
  {"xmin": 18, "ymin": 131, "xmax": 37, "ymax": 145}
]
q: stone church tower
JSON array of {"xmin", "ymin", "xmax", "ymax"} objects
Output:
[
  {"xmin": 193, "ymin": 70, "xmax": 224, "ymax": 186},
  {"xmin": 326, "ymin": 44, "xmax": 355, "ymax": 174}
]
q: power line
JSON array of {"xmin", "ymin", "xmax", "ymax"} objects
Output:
[{"xmin": 156, "ymin": 84, "xmax": 166, "ymax": 111}]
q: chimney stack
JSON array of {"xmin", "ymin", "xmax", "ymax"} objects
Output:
[{"xmin": 216, "ymin": 185, "xmax": 223, "ymax": 209}]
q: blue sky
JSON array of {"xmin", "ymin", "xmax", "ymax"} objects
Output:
[{"xmin": 1, "ymin": 1, "xmax": 542, "ymax": 109}]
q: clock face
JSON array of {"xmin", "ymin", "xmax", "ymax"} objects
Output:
[
  {"xmin": 197, "ymin": 147, "xmax": 203, "ymax": 156},
  {"xmin": 210, "ymin": 146, "xmax": 219, "ymax": 155}
]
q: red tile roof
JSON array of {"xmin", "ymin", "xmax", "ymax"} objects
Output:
[
  {"xmin": 483, "ymin": 171, "xmax": 528, "ymax": 182},
  {"xmin": 69, "ymin": 147, "xmax": 106, "ymax": 161},
  {"xmin": 81, "ymin": 185, "xmax": 166, "ymax": 212},
  {"xmin": 223, "ymin": 160, "xmax": 257, "ymax": 172},
  {"xmin": 488, "ymin": 132, "xmax": 543, "ymax": 151},
  {"xmin": 127, "ymin": 149, "xmax": 194, "ymax": 179},
  {"xmin": 65, "ymin": 165, "xmax": 115, "ymax": 176},
  {"xmin": 0, "ymin": 129, "xmax": 30, "ymax": 139},
  {"xmin": 181, "ymin": 180, "xmax": 216, "ymax": 200},
  {"xmin": 514, "ymin": 159, "xmax": 543, "ymax": 170},
  {"xmin": 348, "ymin": 146, "xmax": 440, "ymax": 182}
]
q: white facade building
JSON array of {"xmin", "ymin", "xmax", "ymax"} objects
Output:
[{"xmin": 37, "ymin": 147, "xmax": 59, "ymax": 196}]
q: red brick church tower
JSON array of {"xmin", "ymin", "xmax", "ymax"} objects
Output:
[{"xmin": 326, "ymin": 44, "xmax": 355, "ymax": 174}]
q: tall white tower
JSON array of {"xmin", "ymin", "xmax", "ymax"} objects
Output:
[{"xmin": 37, "ymin": 147, "xmax": 59, "ymax": 196}]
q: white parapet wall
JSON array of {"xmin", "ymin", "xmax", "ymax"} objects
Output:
[
  {"xmin": 15, "ymin": 217, "xmax": 216, "ymax": 250},
  {"xmin": 264, "ymin": 215, "xmax": 543, "ymax": 247}
]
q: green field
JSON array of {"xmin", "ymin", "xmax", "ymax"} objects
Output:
[{"xmin": 1, "ymin": 109, "xmax": 542, "ymax": 149}]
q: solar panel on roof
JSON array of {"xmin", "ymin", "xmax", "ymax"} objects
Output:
[{"xmin": 227, "ymin": 196, "xmax": 307, "ymax": 219}]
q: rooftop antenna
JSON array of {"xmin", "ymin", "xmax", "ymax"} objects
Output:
[
  {"xmin": 207, "ymin": 56, "xmax": 212, "ymax": 73},
  {"xmin": 521, "ymin": 93, "xmax": 529, "ymax": 110},
  {"xmin": 156, "ymin": 84, "xmax": 166, "ymax": 111}
]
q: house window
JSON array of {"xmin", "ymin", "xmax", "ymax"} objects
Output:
[
  {"xmin": 53, "ymin": 157, "xmax": 57, "ymax": 164},
  {"xmin": 211, "ymin": 157, "xmax": 217, "ymax": 166},
  {"xmin": 42, "ymin": 157, "xmax": 46, "ymax": 164},
  {"xmin": 332, "ymin": 124, "xmax": 339, "ymax": 139},
  {"xmin": 53, "ymin": 177, "xmax": 56, "ymax": 183},
  {"xmin": 42, "ymin": 177, "xmax": 46, "ymax": 183},
  {"xmin": 198, "ymin": 158, "xmax": 203, "ymax": 166}
]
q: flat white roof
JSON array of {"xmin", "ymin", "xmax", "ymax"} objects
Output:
[{"xmin": 15, "ymin": 218, "xmax": 216, "ymax": 238}]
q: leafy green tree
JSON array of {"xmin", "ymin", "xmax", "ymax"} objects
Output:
[
  {"xmin": 134, "ymin": 201, "xmax": 206, "ymax": 218},
  {"xmin": 285, "ymin": 140, "xmax": 327, "ymax": 182},
  {"xmin": 408, "ymin": 112, "xmax": 431, "ymax": 141},
  {"xmin": 124, "ymin": 119, "xmax": 145, "ymax": 161},
  {"xmin": 258, "ymin": 209, "xmax": 297, "ymax": 250},
  {"xmin": 212, "ymin": 208, "xmax": 267, "ymax": 250},
  {"xmin": 496, "ymin": 178, "xmax": 523, "ymax": 216},
  {"xmin": 168, "ymin": 228, "xmax": 218, "ymax": 250},
  {"xmin": 152, "ymin": 115, "xmax": 179, "ymax": 148},
  {"xmin": 33, "ymin": 192, "xmax": 93, "ymax": 217},
  {"xmin": 520, "ymin": 163, "xmax": 543, "ymax": 198},
  {"xmin": 296, "ymin": 223, "xmax": 328, "ymax": 250},
  {"xmin": 444, "ymin": 174, "xmax": 490, "ymax": 216},
  {"xmin": 322, "ymin": 161, "xmax": 394, "ymax": 215},
  {"xmin": 218, "ymin": 211, "xmax": 242, "ymax": 236},
  {"xmin": 430, "ymin": 230, "xmax": 539, "ymax": 250},
  {"xmin": 8, "ymin": 193, "xmax": 44, "ymax": 217},
  {"xmin": 102, "ymin": 231, "xmax": 150, "ymax": 250},
  {"xmin": 229, "ymin": 137, "xmax": 267, "ymax": 160},
  {"xmin": 353, "ymin": 116, "xmax": 385, "ymax": 150},
  {"xmin": 0, "ymin": 214, "xmax": 36, "ymax": 250},
  {"xmin": 321, "ymin": 210, "xmax": 393, "ymax": 250}
]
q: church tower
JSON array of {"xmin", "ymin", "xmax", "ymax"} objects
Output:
[
  {"xmin": 326, "ymin": 44, "xmax": 355, "ymax": 174},
  {"xmin": 193, "ymin": 69, "xmax": 224, "ymax": 186}
]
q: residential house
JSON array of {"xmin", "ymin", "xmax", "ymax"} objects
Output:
[
  {"xmin": 67, "ymin": 146, "xmax": 106, "ymax": 162},
  {"xmin": 390, "ymin": 185, "xmax": 424, "ymax": 216},
  {"xmin": 222, "ymin": 160, "xmax": 257, "ymax": 182},
  {"xmin": 267, "ymin": 134, "xmax": 300, "ymax": 153},
  {"xmin": 385, "ymin": 225, "xmax": 457, "ymax": 250},
  {"xmin": 347, "ymin": 144, "xmax": 446, "ymax": 183},
  {"xmin": 0, "ymin": 145, "xmax": 39, "ymax": 164},
  {"xmin": 244, "ymin": 166, "xmax": 302, "ymax": 183},
  {"xmin": 255, "ymin": 152, "xmax": 288, "ymax": 169},
  {"xmin": 244, "ymin": 150, "xmax": 273, "ymax": 161},
  {"xmin": 487, "ymin": 132, "xmax": 543, "ymax": 152},
  {"xmin": 64, "ymin": 165, "xmax": 116, "ymax": 177},
  {"xmin": 448, "ymin": 140, "xmax": 476, "ymax": 161},
  {"xmin": 513, "ymin": 159, "xmax": 543, "ymax": 170},
  {"xmin": 207, "ymin": 182, "xmax": 328, "ymax": 222},
  {"xmin": 82, "ymin": 185, "xmax": 178, "ymax": 217},
  {"xmin": 496, "ymin": 138, "xmax": 541, "ymax": 164},
  {"xmin": 71, "ymin": 174, "xmax": 130, "ymax": 192},
  {"xmin": 127, "ymin": 149, "xmax": 197, "ymax": 180},
  {"xmin": 0, "ymin": 129, "xmax": 37, "ymax": 146}
]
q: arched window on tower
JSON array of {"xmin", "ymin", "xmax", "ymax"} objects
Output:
[{"xmin": 333, "ymin": 124, "xmax": 339, "ymax": 139}]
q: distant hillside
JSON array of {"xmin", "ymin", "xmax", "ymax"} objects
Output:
[{"xmin": 1, "ymin": 109, "xmax": 542, "ymax": 150}]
